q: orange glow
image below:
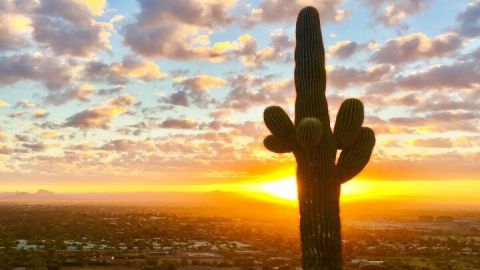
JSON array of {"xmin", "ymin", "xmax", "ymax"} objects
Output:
[
  {"xmin": 253, "ymin": 177, "xmax": 374, "ymax": 203},
  {"xmin": 260, "ymin": 177, "xmax": 297, "ymax": 201},
  {"xmin": 2, "ymin": 178, "xmax": 480, "ymax": 206}
]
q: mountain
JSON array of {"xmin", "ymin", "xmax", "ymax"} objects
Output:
[
  {"xmin": 0, "ymin": 189, "xmax": 286, "ymax": 207},
  {"xmin": 0, "ymin": 189, "xmax": 68, "ymax": 202}
]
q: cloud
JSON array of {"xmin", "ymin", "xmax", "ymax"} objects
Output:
[
  {"xmin": 35, "ymin": 0, "xmax": 106, "ymax": 23},
  {"xmin": 238, "ymin": 30, "xmax": 294, "ymax": 67},
  {"xmin": 8, "ymin": 111, "xmax": 25, "ymax": 118},
  {"xmin": 0, "ymin": 144, "xmax": 14, "ymax": 155},
  {"xmin": 124, "ymin": 27, "xmax": 258, "ymax": 63},
  {"xmin": 15, "ymin": 134, "xmax": 29, "ymax": 142},
  {"xmin": 73, "ymin": 0, "xmax": 106, "ymax": 17},
  {"xmin": 328, "ymin": 40, "xmax": 359, "ymax": 59},
  {"xmin": 82, "ymin": 57, "xmax": 167, "ymax": 85},
  {"xmin": 122, "ymin": 0, "xmax": 238, "ymax": 61},
  {"xmin": 362, "ymin": 0, "xmax": 432, "ymax": 27},
  {"xmin": 100, "ymin": 139, "xmax": 142, "ymax": 152},
  {"xmin": 32, "ymin": 109, "xmax": 49, "ymax": 119},
  {"xmin": 97, "ymin": 86, "xmax": 124, "ymax": 96},
  {"xmin": 175, "ymin": 75, "xmax": 226, "ymax": 92},
  {"xmin": 328, "ymin": 64, "xmax": 394, "ymax": 89},
  {"xmin": 29, "ymin": 0, "xmax": 111, "ymax": 57},
  {"xmin": 39, "ymin": 131, "xmax": 58, "ymax": 139},
  {"xmin": 396, "ymin": 61, "xmax": 480, "ymax": 90},
  {"xmin": 135, "ymin": 0, "xmax": 234, "ymax": 28},
  {"xmin": 160, "ymin": 91, "xmax": 189, "ymax": 107},
  {"xmin": 408, "ymin": 136, "xmax": 480, "ymax": 148},
  {"xmin": 123, "ymin": 4, "xmax": 293, "ymax": 65},
  {"xmin": 0, "ymin": 0, "xmax": 112, "ymax": 57},
  {"xmin": 410, "ymin": 137, "xmax": 453, "ymax": 148},
  {"xmin": 454, "ymin": 1, "xmax": 480, "ymax": 38},
  {"xmin": 15, "ymin": 99, "xmax": 36, "ymax": 108},
  {"xmin": 370, "ymin": 32, "xmax": 463, "ymax": 64},
  {"xmin": 65, "ymin": 94, "xmax": 135, "ymax": 129},
  {"xmin": 384, "ymin": 111, "xmax": 480, "ymax": 133},
  {"xmin": 46, "ymin": 84, "xmax": 95, "ymax": 105},
  {"xmin": 0, "ymin": 100, "xmax": 9, "ymax": 108},
  {"xmin": 22, "ymin": 142, "xmax": 47, "ymax": 152},
  {"xmin": 161, "ymin": 74, "xmax": 226, "ymax": 107},
  {"xmin": 65, "ymin": 107, "xmax": 126, "ymax": 129},
  {"xmin": 0, "ymin": 12, "xmax": 32, "ymax": 50},
  {"xmin": 109, "ymin": 56, "xmax": 167, "ymax": 82},
  {"xmin": 107, "ymin": 93, "xmax": 136, "ymax": 107},
  {"xmin": 72, "ymin": 84, "xmax": 96, "ymax": 101},
  {"xmin": 160, "ymin": 119, "xmax": 199, "ymax": 129},
  {"xmin": 0, "ymin": 53, "xmax": 74, "ymax": 89},
  {"xmin": 32, "ymin": 16, "xmax": 112, "ymax": 57},
  {"xmin": 216, "ymin": 74, "xmax": 294, "ymax": 115},
  {"xmin": 410, "ymin": 91, "xmax": 479, "ymax": 113},
  {"xmin": 0, "ymin": 131, "xmax": 10, "ymax": 141},
  {"xmin": 241, "ymin": 0, "xmax": 347, "ymax": 27}
]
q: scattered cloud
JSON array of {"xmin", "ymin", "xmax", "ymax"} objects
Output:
[
  {"xmin": 83, "ymin": 56, "xmax": 168, "ymax": 85},
  {"xmin": 0, "ymin": 12, "xmax": 32, "ymax": 50},
  {"xmin": 454, "ymin": 1, "xmax": 480, "ymax": 38},
  {"xmin": 109, "ymin": 56, "xmax": 168, "ymax": 81},
  {"xmin": 161, "ymin": 74, "xmax": 226, "ymax": 107},
  {"xmin": 362, "ymin": 0, "xmax": 432, "ymax": 27},
  {"xmin": 32, "ymin": 109, "xmax": 49, "ymax": 119},
  {"xmin": 396, "ymin": 61, "xmax": 480, "ymax": 90},
  {"xmin": 0, "ymin": 1, "xmax": 479, "ymax": 184},
  {"xmin": 15, "ymin": 99, "xmax": 36, "ymax": 108},
  {"xmin": 122, "ymin": 0, "xmax": 237, "ymax": 61},
  {"xmin": 0, "ymin": 100, "xmax": 9, "ymax": 108},
  {"xmin": 46, "ymin": 84, "xmax": 95, "ymax": 105},
  {"xmin": 328, "ymin": 64, "xmax": 394, "ymax": 89},
  {"xmin": 371, "ymin": 32, "xmax": 463, "ymax": 64},
  {"xmin": 160, "ymin": 119, "xmax": 199, "ymax": 129},
  {"xmin": 65, "ymin": 94, "xmax": 135, "ymax": 129},
  {"xmin": 241, "ymin": 0, "xmax": 347, "ymax": 27},
  {"xmin": 328, "ymin": 40, "xmax": 359, "ymax": 59},
  {"xmin": 0, "ymin": 53, "xmax": 74, "ymax": 90},
  {"xmin": 216, "ymin": 74, "xmax": 294, "ymax": 115}
]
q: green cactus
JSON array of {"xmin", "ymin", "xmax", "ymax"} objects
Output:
[{"xmin": 262, "ymin": 6, "xmax": 375, "ymax": 270}]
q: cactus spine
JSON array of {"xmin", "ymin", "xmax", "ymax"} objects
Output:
[{"xmin": 263, "ymin": 7, "xmax": 375, "ymax": 270}]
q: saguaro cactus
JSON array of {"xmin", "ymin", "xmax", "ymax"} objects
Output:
[{"xmin": 263, "ymin": 7, "xmax": 375, "ymax": 270}]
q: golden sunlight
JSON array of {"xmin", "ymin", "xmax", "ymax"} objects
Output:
[
  {"xmin": 260, "ymin": 177, "xmax": 298, "ymax": 201},
  {"xmin": 257, "ymin": 177, "xmax": 373, "ymax": 202}
]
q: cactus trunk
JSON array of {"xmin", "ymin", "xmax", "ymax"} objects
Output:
[
  {"xmin": 296, "ymin": 125, "xmax": 342, "ymax": 269},
  {"xmin": 297, "ymin": 156, "xmax": 342, "ymax": 269},
  {"xmin": 263, "ymin": 6, "xmax": 375, "ymax": 270}
]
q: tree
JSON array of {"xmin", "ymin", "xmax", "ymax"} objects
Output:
[{"xmin": 262, "ymin": 6, "xmax": 375, "ymax": 270}]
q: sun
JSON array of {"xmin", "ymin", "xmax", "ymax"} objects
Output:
[
  {"xmin": 260, "ymin": 177, "xmax": 298, "ymax": 201},
  {"xmin": 257, "ymin": 176, "xmax": 372, "ymax": 202}
]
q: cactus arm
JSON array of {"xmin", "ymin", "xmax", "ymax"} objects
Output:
[
  {"xmin": 336, "ymin": 127, "xmax": 376, "ymax": 184},
  {"xmin": 294, "ymin": 7, "xmax": 330, "ymax": 128},
  {"xmin": 263, "ymin": 106, "xmax": 296, "ymax": 143},
  {"xmin": 263, "ymin": 135, "xmax": 293, "ymax": 153},
  {"xmin": 296, "ymin": 117, "xmax": 323, "ymax": 147},
  {"xmin": 334, "ymin": 98, "xmax": 364, "ymax": 149}
]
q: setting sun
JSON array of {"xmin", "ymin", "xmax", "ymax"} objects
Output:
[
  {"xmin": 260, "ymin": 177, "xmax": 298, "ymax": 201},
  {"xmin": 256, "ymin": 177, "xmax": 372, "ymax": 202}
]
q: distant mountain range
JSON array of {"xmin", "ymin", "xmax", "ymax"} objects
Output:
[
  {"xmin": 0, "ymin": 189, "xmax": 67, "ymax": 202},
  {"xmin": 0, "ymin": 189, "xmax": 285, "ymax": 206}
]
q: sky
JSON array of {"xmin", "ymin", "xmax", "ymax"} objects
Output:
[{"xmin": 0, "ymin": 0, "xmax": 479, "ymax": 198}]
